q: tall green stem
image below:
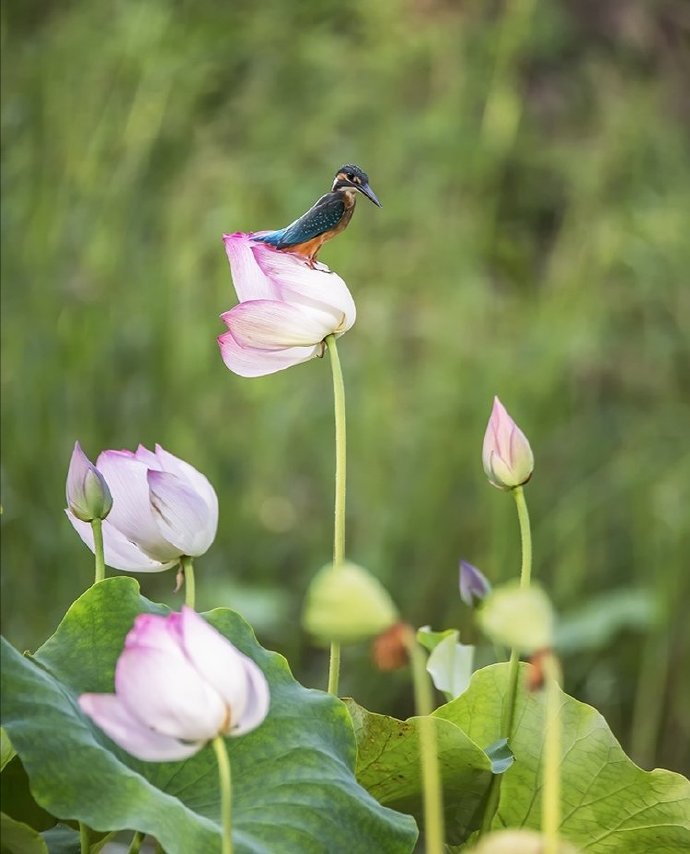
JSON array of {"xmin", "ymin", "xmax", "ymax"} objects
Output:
[
  {"xmin": 212, "ymin": 735, "xmax": 233, "ymax": 854},
  {"xmin": 91, "ymin": 518, "xmax": 105, "ymax": 584},
  {"xmin": 480, "ymin": 484, "xmax": 533, "ymax": 836},
  {"xmin": 542, "ymin": 653, "xmax": 562, "ymax": 854},
  {"xmin": 404, "ymin": 627, "xmax": 445, "ymax": 854},
  {"xmin": 503, "ymin": 485, "xmax": 532, "ymax": 736},
  {"xmin": 79, "ymin": 822, "xmax": 90, "ymax": 854},
  {"xmin": 181, "ymin": 556, "xmax": 196, "ymax": 610},
  {"xmin": 325, "ymin": 334, "xmax": 346, "ymax": 696}
]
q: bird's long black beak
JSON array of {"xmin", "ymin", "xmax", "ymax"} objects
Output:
[{"xmin": 358, "ymin": 182, "xmax": 382, "ymax": 207}]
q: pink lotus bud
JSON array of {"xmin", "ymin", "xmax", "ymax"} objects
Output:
[
  {"xmin": 482, "ymin": 397, "xmax": 534, "ymax": 490},
  {"xmin": 65, "ymin": 442, "xmax": 113, "ymax": 522},
  {"xmin": 218, "ymin": 233, "xmax": 356, "ymax": 377},
  {"xmin": 459, "ymin": 560, "xmax": 492, "ymax": 607},
  {"xmin": 79, "ymin": 607, "xmax": 270, "ymax": 761},
  {"xmin": 66, "ymin": 444, "xmax": 218, "ymax": 572}
]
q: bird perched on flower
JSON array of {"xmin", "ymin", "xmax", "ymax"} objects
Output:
[{"xmin": 253, "ymin": 164, "xmax": 381, "ymax": 266}]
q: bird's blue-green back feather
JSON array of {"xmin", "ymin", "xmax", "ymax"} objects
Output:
[{"xmin": 255, "ymin": 192, "xmax": 346, "ymax": 249}]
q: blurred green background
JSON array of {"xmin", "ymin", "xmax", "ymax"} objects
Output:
[{"xmin": 2, "ymin": 0, "xmax": 688, "ymax": 773}]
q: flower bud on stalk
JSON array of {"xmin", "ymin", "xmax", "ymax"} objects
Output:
[
  {"xmin": 482, "ymin": 397, "xmax": 534, "ymax": 490},
  {"xmin": 66, "ymin": 442, "xmax": 112, "ymax": 522}
]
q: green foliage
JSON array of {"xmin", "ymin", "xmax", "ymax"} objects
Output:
[
  {"xmin": 2, "ymin": 0, "xmax": 689, "ymax": 771},
  {"xmin": 345, "ymin": 699, "xmax": 494, "ymax": 844},
  {"xmin": 1, "ymin": 578, "xmax": 418, "ymax": 854},
  {"xmin": 438, "ymin": 664, "xmax": 690, "ymax": 852}
]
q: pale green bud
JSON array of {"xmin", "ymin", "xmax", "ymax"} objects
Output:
[
  {"xmin": 302, "ymin": 561, "xmax": 399, "ymax": 646},
  {"xmin": 478, "ymin": 582, "xmax": 554, "ymax": 654}
]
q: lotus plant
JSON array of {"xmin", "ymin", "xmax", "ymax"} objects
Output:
[
  {"xmin": 66, "ymin": 444, "xmax": 218, "ymax": 606},
  {"xmin": 80, "ymin": 606, "xmax": 269, "ymax": 854},
  {"xmin": 218, "ymin": 232, "xmax": 356, "ymax": 377}
]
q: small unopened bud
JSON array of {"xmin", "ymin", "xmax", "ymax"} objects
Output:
[
  {"xmin": 482, "ymin": 397, "xmax": 534, "ymax": 490},
  {"xmin": 372, "ymin": 622, "xmax": 411, "ymax": 671},
  {"xmin": 459, "ymin": 560, "xmax": 492, "ymax": 607},
  {"xmin": 302, "ymin": 561, "xmax": 398, "ymax": 646},
  {"xmin": 478, "ymin": 582, "xmax": 554, "ymax": 655},
  {"xmin": 65, "ymin": 442, "xmax": 112, "ymax": 522},
  {"xmin": 471, "ymin": 829, "xmax": 580, "ymax": 853}
]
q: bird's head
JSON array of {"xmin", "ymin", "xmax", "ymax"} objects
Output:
[{"xmin": 332, "ymin": 164, "xmax": 381, "ymax": 207}]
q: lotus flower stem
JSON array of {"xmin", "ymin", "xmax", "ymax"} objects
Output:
[
  {"xmin": 403, "ymin": 626, "xmax": 445, "ymax": 854},
  {"xmin": 181, "ymin": 555, "xmax": 196, "ymax": 610},
  {"xmin": 126, "ymin": 831, "xmax": 144, "ymax": 854},
  {"xmin": 480, "ymin": 484, "xmax": 534, "ymax": 837},
  {"xmin": 326, "ymin": 334, "xmax": 346, "ymax": 696},
  {"xmin": 542, "ymin": 652, "xmax": 562, "ymax": 854},
  {"xmin": 503, "ymin": 485, "xmax": 532, "ymax": 738},
  {"xmin": 79, "ymin": 822, "xmax": 90, "ymax": 853},
  {"xmin": 212, "ymin": 735, "xmax": 233, "ymax": 854},
  {"xmin": 91, "ymin": 519, "xmax": 106, "ymax": 584}
]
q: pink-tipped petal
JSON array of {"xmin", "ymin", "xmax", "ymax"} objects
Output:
[
  {"xmin": 229, "ymin": 656, "xmax": 271, "ymax": 736},
  {"xmin": 151, "ymin": 446, "xmax": 219, "ymax": 532},
  {"xmin": 218, "ymin": 329, "xmax": 320, "ymax": 378},
  {"xmin": 222, "ymin": 300, "xmax": 339, "ymax": 349},
  {"xmin": 95, "ymin": 451, "xmax": 181, "ymax": 562},
  {"xmin": 147, "ymin": 470, "xmax": 216, "ymax": 556},
  {"xmin": 252, "ymin": 244, "xmax": 356, "ymax": 330},
  {"xmin": 482, "ymin": 396, "xmax": 534, "ymax": 489},
  {"xmin": 65, "ymin": 511, "xmax": 176, "ymax": 572},
  {"xmin": 115, "ymin": 645, "xmax": 226, "ymax": 741},
  {"xmin": 132, "ymin": 444, "xmax": 161, "ymax": 470},
  {"xmin": 223, "ymin": 232, "xmax": 279, "ymax": 302},
  {"xmin": 176, "ymin": 608, "xmax": 260, "ymax": 726},
  {"xmin": 79, "ymin": 693, "xmax": 202, "ymax": 761}
]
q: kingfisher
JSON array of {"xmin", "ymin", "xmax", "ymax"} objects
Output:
[{"xmin": 253, "ymin": 164, "xmax": 381, "ymax": 266}]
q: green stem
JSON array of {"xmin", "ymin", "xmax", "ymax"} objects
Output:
[
  {"xmin": 212, "ymin": 735, "xmax": 233, "ymax": 854},
  {"xmin": 79, "ymin": 822, "xmax": 90, "ymax": 854},
  {"xmin": 91, "ymin": 518, "xmax": 105, "ymax": 584},
  {"xmin": 404, "ymin": 627, "xmax": 445, "ymax": 854},
  {"xmin": 480, "ymin": 484, "xmax": 533, "ymax": 836},
  {"xmin": 504, "ymin": 485, "xmax": 533, "ymax": 736},
  {"xmin": 181, "ymin": 556, "xmax": 195, "ymax": 610},
  {"xmin": 325, "ymin": 334, "xmax": 347, "ymax": 696},
  {"xmin": 127, "ymin": 831, "xmax": 144, "ymax": 854},
  {"xmin": 542, "ymin": 653, "xmax": 562, "ymax": 854}
]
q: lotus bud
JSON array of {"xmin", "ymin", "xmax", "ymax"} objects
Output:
[
  {"xmin": 459, "ymin": 560, "xmax": 492, "ymax": 607},
  {"xmin": 478, "ymin": 582, "xmax": 554, "ymax": 654},
  {"xmin": 66, "ymin": 442, "xmax": 113, "ymax": 522},
  {"xmin": 482, "ymin": 397, "xmax": 534, "ymax": 490},
  {"xmin": 302, "ymin": 561, "xmax": 398, "ymax": 646}
]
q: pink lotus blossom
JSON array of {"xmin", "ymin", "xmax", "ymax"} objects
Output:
[
  {"xmin": 79, "ymin": 607, "xmax": 270, "ymax": 761},
  {"xmin": 65, "ymin": 441, "xmax": 113, "ymax": 522},
  {"xmin": 482, "ymin": 397, "xmax": 534, "ymax": 490},
  {"xmin": 66, "ymin": 444, "xmax": 218, "ymax": 572},
  {"xmin": 218, "ymin": 232, "xmax": 356, "ymax": 377}
]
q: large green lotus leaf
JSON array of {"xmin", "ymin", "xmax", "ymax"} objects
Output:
[
  {"xmin": 344, "ymin": 698, "xmax": 495, "ymax": 844},
  {"xmin": 436, "ymin": 663, "xmax": 690, "ymax": 853},
  {"xmin": 1, "ymin": 577, "xmax": 417, "ymax": 854}
]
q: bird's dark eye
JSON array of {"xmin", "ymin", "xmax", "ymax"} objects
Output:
[{"xmin": 346, "ymin": 173, "xmax": 354, "ymax": 180}]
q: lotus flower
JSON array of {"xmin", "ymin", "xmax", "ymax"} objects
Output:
[
  {"xmin": 66, "ymin": 441, "xmax": 113, "ymax": 522},
  {"xmin": 482, "ymin": 396, "xmax": 534, "ymax": 490},
  {"xmin": 218, "ymin": 232, "xmax": 356, "ymax": 377},
  {"xmin": 79, "ymin": 607, "xmax": 270, "ymax": 761},
  {"xmin": 66, "ymin": 444, "xmax": 218, "ymax": 572}
]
